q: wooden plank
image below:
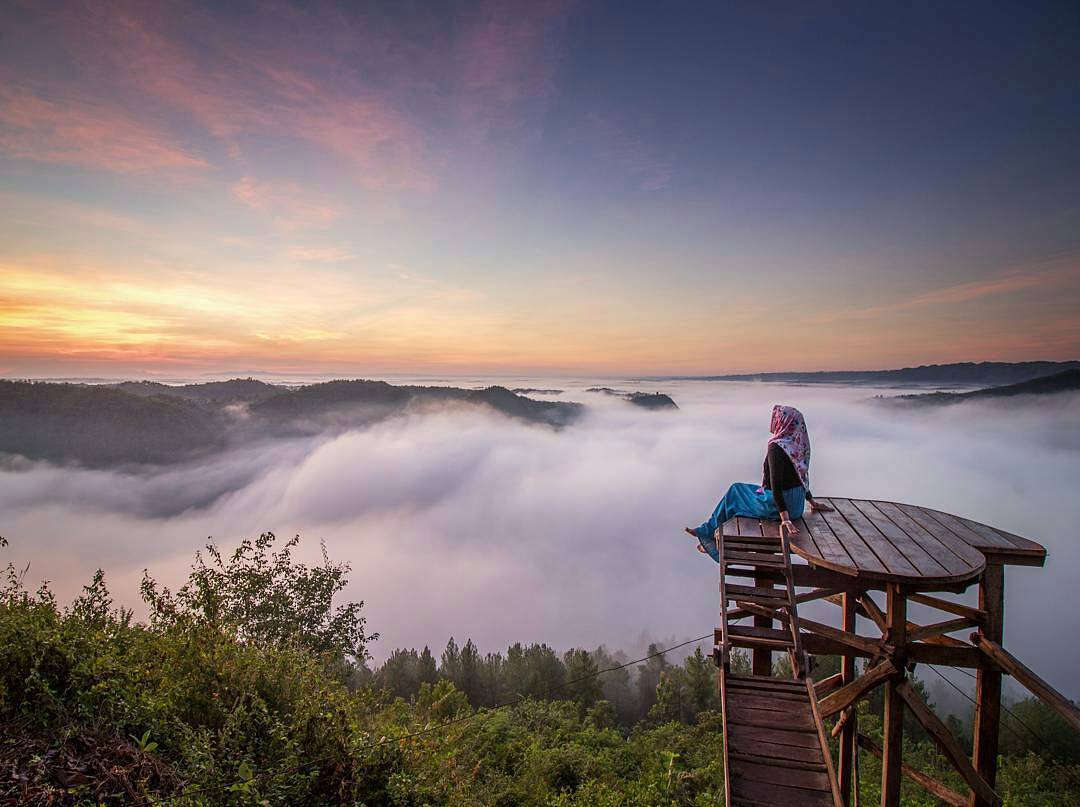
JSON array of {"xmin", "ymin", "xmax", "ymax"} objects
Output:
[
  {"xmin": 731, "ymin": 778, "xmax": 837, "ymax": 806},
  {"xmin": 726, "ymin": 673, "xmax": 807, "ymax": 691},
  {"xmin": 907, "ymin": 643, "xmax": 987, "ymax": 669},
  {"xmin": 832, "ymin": 498, "xmax": 919, "ymax": 576},
  {"xmin": 729, "ymin": 751, "xmax": 824, "ymax": 772},
  {"xmin": 798, "ymin": 616, "xmax": 888, "ymax": 657},
  {"xmin": 727, "ymin": 583, "xmax": 788, "ymax": 601},
  {"xmin": 971, "ymin": 563, "xmax": 1004, "ymax": 807},
  {"xmin": 908, "ymin": 617, "xmax": 978, "ymax": 643},
  {"xmin": 858, "ymin": 592, "xmax": 889, "ymax": 633},
  {"xmin": 731, "ymin": 758, "xmax": 832, "ymax": 792},
  {"xmin": 817, "ymin": 499, "xmax": 889, "ymax": 574},
  {"xmin": 908, "ymin": 592, "xmax": 986, "ymax": 623},
  {"xmin": 719, "ymin": 668, "xmax": 733, "ymax": 807},
  {"xmin": 728, "ymin": 703, "xmax": 816, "ymax": 731},
  {"xmin": 797, "ymin": 508, "xmax": 856, "ymax": 571},
  {"xmin": 857, "ymin": 733, "xmax": 967, "ymax": 807},
  {"xmin": 759, "ymin": 519, "xmax": 781, "ymax": 539},
  {"xmin": 853, "ymin": 499, "xmax": 950, "ymax": 577},
  {"xmin": 837, "ymin": 591, "xmax": 857, "ymax": 807},
  {"xmin": 974, "ymin": 636, "xmax": 1080, "ymax": 733},
  {"xmin": 894, "ymin": 503, "xmax": 987, "ymax": 573},
  {"xmin": 724, "ymin": 549, "xmax": 785, "ymax": 567},
  {"xmin": 873, "ymin": 500, "xmax": 981, "ymax": 577},
  {"xmin": 923, "ymin": 507, "xmax": 1013, "ymax": 550},
  {"xmin": 882, "ymin": 585, "xmax": 906, "ymax": 807},
  {"xmin": 983, "ymin": 523, "xmax": 1046, "ymax": 557},
  {"xmin": 736, "ymin": 516, "xmax": 763, "ymax": 538},
  {"xmin": 729, "ymin": 692, "xmax": 804, "ymax": 714},
  {"xmin": 897, "ymin": 679, "xmax": 1002, "ymax": 806},
  {"xmin": 730, "ymin": 739, "xmax": 825, "ymax": 764},
  {"xmin": 726, "ymin": 722, "xmax": 822, "ymax": 750},
  {"xmin": 804, "ymin": 676, "xmax": 844, "ymax": 807},
  {"xmin": 814, "ymin": 672, "xmax": 843, "ymax": 698},
  {"xmin": 818, "ymin": 659, "xmax": 897, "ymax": 717}
]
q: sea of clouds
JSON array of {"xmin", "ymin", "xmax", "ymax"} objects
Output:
[{"xmin": 2, "ymin": 379, "xmax": 1078, "ymax": 704}]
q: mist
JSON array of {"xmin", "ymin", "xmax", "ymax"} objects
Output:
[{"xmin": 2, "ymin": 380, "xmax": 1078, "ymax": 701}]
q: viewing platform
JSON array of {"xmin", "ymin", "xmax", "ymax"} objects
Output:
[{"xmin": 713, "ymin": 497, "xmax": 1072, "ymax": 807}]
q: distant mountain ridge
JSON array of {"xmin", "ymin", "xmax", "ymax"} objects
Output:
[
  {"xmin": 0, "ymin": 379, "xmax": 583, "ymax": 468},
  {"xmin": 660, "ymin": 360, "xmax": 1080, "ymax": 387},
  {"xmin": 889, "ymin": 369, "xmax": 1080, "ymax": 405}
]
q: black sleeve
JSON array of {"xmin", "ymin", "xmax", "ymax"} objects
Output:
[{"xmin": 766, "ymin": 444, "xmax": 788, "ymax": 513}]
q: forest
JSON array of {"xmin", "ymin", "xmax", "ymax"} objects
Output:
[{"xmin": 1, "ymin": 532, "xmax": 1076, "ymax": 806}]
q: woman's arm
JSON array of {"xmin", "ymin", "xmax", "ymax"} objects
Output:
[{"xmin": 779, "ymin": 510, "xmax": 799, "ymax": 536}]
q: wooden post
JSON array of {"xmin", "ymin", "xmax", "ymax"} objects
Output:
[
  {"xmin": 881, "ymin": 584, "xmax": 906, "ymax": 807},
  {"xmin": 753, "ymin": 571, "xmax": 773, "ymax": 676},
  {"xmin": 970, "ymin": 563, "xmax": 1004, "ymax": 807},
  {"xmin": 839, "ymin": 592, "xmax": 857, "ymax": 805}
]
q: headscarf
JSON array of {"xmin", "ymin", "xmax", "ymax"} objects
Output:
[{"xmin": 767, "ymin": 404, "xmax": 810, "ymax": 490}]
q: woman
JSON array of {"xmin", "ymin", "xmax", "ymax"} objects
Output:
[{"xmin": 684, "ymin": 404, "xmax": 830, "ymax": 562}]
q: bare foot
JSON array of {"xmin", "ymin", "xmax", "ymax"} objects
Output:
[
  {"xmin": 696, "ymin": 545, "xmax": 706, "ymax": 554},
  {"xmin": 684, "ymin": 527, "xmax": 697, "ymax": 538}
]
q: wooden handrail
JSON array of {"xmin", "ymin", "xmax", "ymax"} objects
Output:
[{"xmin": 972, "ymin": 635, "xmax": 1080, "ymax": 733}]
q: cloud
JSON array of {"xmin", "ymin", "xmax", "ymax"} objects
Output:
[
  {"xmin": 232, "ymin": 178, "xmax": 343, "ymax": 230},
  {"xmin": 0, "ymin": 85, "xmax": 207, "ymax": 174},
  {"xmin": 285, "ymin": 246, "xmax": 355, "ymax": 263},
  {"xmin": 2, "ymin": 380, "xmax": 1077, "ymax": 700}
]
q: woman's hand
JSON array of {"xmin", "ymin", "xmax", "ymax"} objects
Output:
[
  {"xmin": 781, "ymin": 519, "xmax": 799, "ymax": 536},
  {"xmin": 810, "ymin": 498, "xmax": 833, "ymax": 513}
]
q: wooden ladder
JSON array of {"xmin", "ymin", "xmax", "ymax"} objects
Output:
[
  {"xmin": 717, "ymin": 520, "xmax": 808, "ymax": 678},
  {"xmin": 716, "ymin": 521, "xmax": 843, "ymax": 807}
]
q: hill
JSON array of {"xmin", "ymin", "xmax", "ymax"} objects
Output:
[
  {"xmin": 889, "ymin": 369, "xmax": 1080, "ymax": 405},
  {"xmin": 0, "ymin": 379, "xmax": 582, "ymax": 467},
  {"xmin": 665, "ymin": 360, "xmax": 1080, "ymax": 387}
]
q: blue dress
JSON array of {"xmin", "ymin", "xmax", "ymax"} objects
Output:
[{"xmin": 692, "ymin": 483, "xmax": 806, "ymax": 562}]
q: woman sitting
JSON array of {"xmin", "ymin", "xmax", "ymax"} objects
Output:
[{"xmin": 685, "ymin": 404, "xmax": 829, "ymax": 562}]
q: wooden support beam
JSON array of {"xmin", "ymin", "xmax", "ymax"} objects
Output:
[
  {"xmin": 907, "ymin": 642, "xmax": 988, "ymax": 669},
  {"xmin": 857, "ymin": 733, "xmax": 967, "ymax": 807},
  {"xmin": 972, "ymin": 635, "xmax": 1080, "ymax": 733},
  {"xmin": 815, "ymin": 672, "xmax": 844, "ymax": 698},
  {"xmin": 805, "ymin": 677, "xmax": 845, "ymax": 807},
  {"xmin": 858, "ymin": 593, "xmax": 888, "ymax": 634},
  {"xmin": 819, "ymin": 660, "xmax": 898, "ymax": 718},
  {"xmin": 897, "ymin": 679, "xmax": 1001, "ymax": 807},
  {"xmin": 799, "ymin": 615, "xmax": 891, "ymax": 658},
  {"xmin": 970, "ymin": 563, "xmax": 1004, "ymax": 807},
  {"xmin": 881, "ymin": 584, "xmax": 906, "ymax": 807},
  {"xmin": 831, "ymin": 705, "xmax": 854, "ymax": 738},
  {"xmin": 908, "ymin": 617, "xmax": 979, "ymax": 643},
  {"xmin": 838, "ymin": 592, "xmax": 857, "ymax": 807},
  {"xmin": 727, "ymin": 586, "xmax": 844, "ymax": 624},
  {"xmin": 908, "ymin": 592, "xmax": 987, "ymax": 624},
  {"xmin": 753, "ymin": 571, "xmax": 773, "ymax": 676}
]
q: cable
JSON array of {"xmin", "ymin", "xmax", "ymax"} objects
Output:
[
  {"xmin": 152, "ymin": 632, "xmax": 715, "ymax": 804},
  {"xmin": 925, "ymin": 664, "xmax": 1080, "ymax": 790}
]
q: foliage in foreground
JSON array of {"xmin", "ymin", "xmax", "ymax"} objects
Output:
[{"xmin": 0, "ymin": 533, "xmax": 1077, "ymax": 806}]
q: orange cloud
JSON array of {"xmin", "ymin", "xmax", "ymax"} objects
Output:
[{"xmin": 0, "ymin": 85, "xmax": 207, "ymax": 174}]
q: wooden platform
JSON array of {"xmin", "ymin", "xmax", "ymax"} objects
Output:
[
  {"xmin": 715, "ymin": 498, "xmax": 1054, "ymax": 807},
  {"xmin": 720, "ymin": 672, "xmax": 842, "ymax": 806},
  {"xmin": 722, "ymin": 497, "xmax": 1046, "ymax": 586}
]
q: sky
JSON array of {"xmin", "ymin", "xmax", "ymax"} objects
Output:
[{"xmin": 2, "ymin": 1, "xmax": 1079, "ymax": 377}]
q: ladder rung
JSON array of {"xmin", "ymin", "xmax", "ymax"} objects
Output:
[{"xmin": 726, "ymin": 583, "xmax": 787, "ymax": 602}]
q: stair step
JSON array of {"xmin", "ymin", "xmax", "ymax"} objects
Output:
[
  {"xmin": 728, "ymin": 625, "xmax": 794, "ymax": 649},
  {"xmin": 723, "ymin": 550, "xmax": 785, "ymax": 567},
  {"xmin": 725, "ymin": 584, "xmax": 788, "ymax": 606}
]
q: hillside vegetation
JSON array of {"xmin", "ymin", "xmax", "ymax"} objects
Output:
[
  {"xmin": 0, "ymin": 380, "xmax": 584, "ymax": 468},
  {"xmin": 1, "ymin": 534, "xmax": 1076, "ymax": 806}
]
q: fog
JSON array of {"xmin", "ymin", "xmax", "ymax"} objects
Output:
[{"xmin": 3, "ymin": 380, "xmax": 1079, "ymax": 702}]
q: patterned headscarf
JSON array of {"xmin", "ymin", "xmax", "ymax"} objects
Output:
[{"xmin": 767, "ymin": 404, "xmax": 811, "ymax": 490}]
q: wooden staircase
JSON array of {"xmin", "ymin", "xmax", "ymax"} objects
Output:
[{"xmin": 716, "ymin": 523, "xmax": 843, "ymax": 807}]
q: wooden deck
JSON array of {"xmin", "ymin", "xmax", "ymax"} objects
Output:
[
  {"xmin": 722, "ymin": 497, "xmax": 1046, "ymax": 586},
  {"xmin": 713, "ymin": 498, "xmax": 1058, "ymax": 807}
]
